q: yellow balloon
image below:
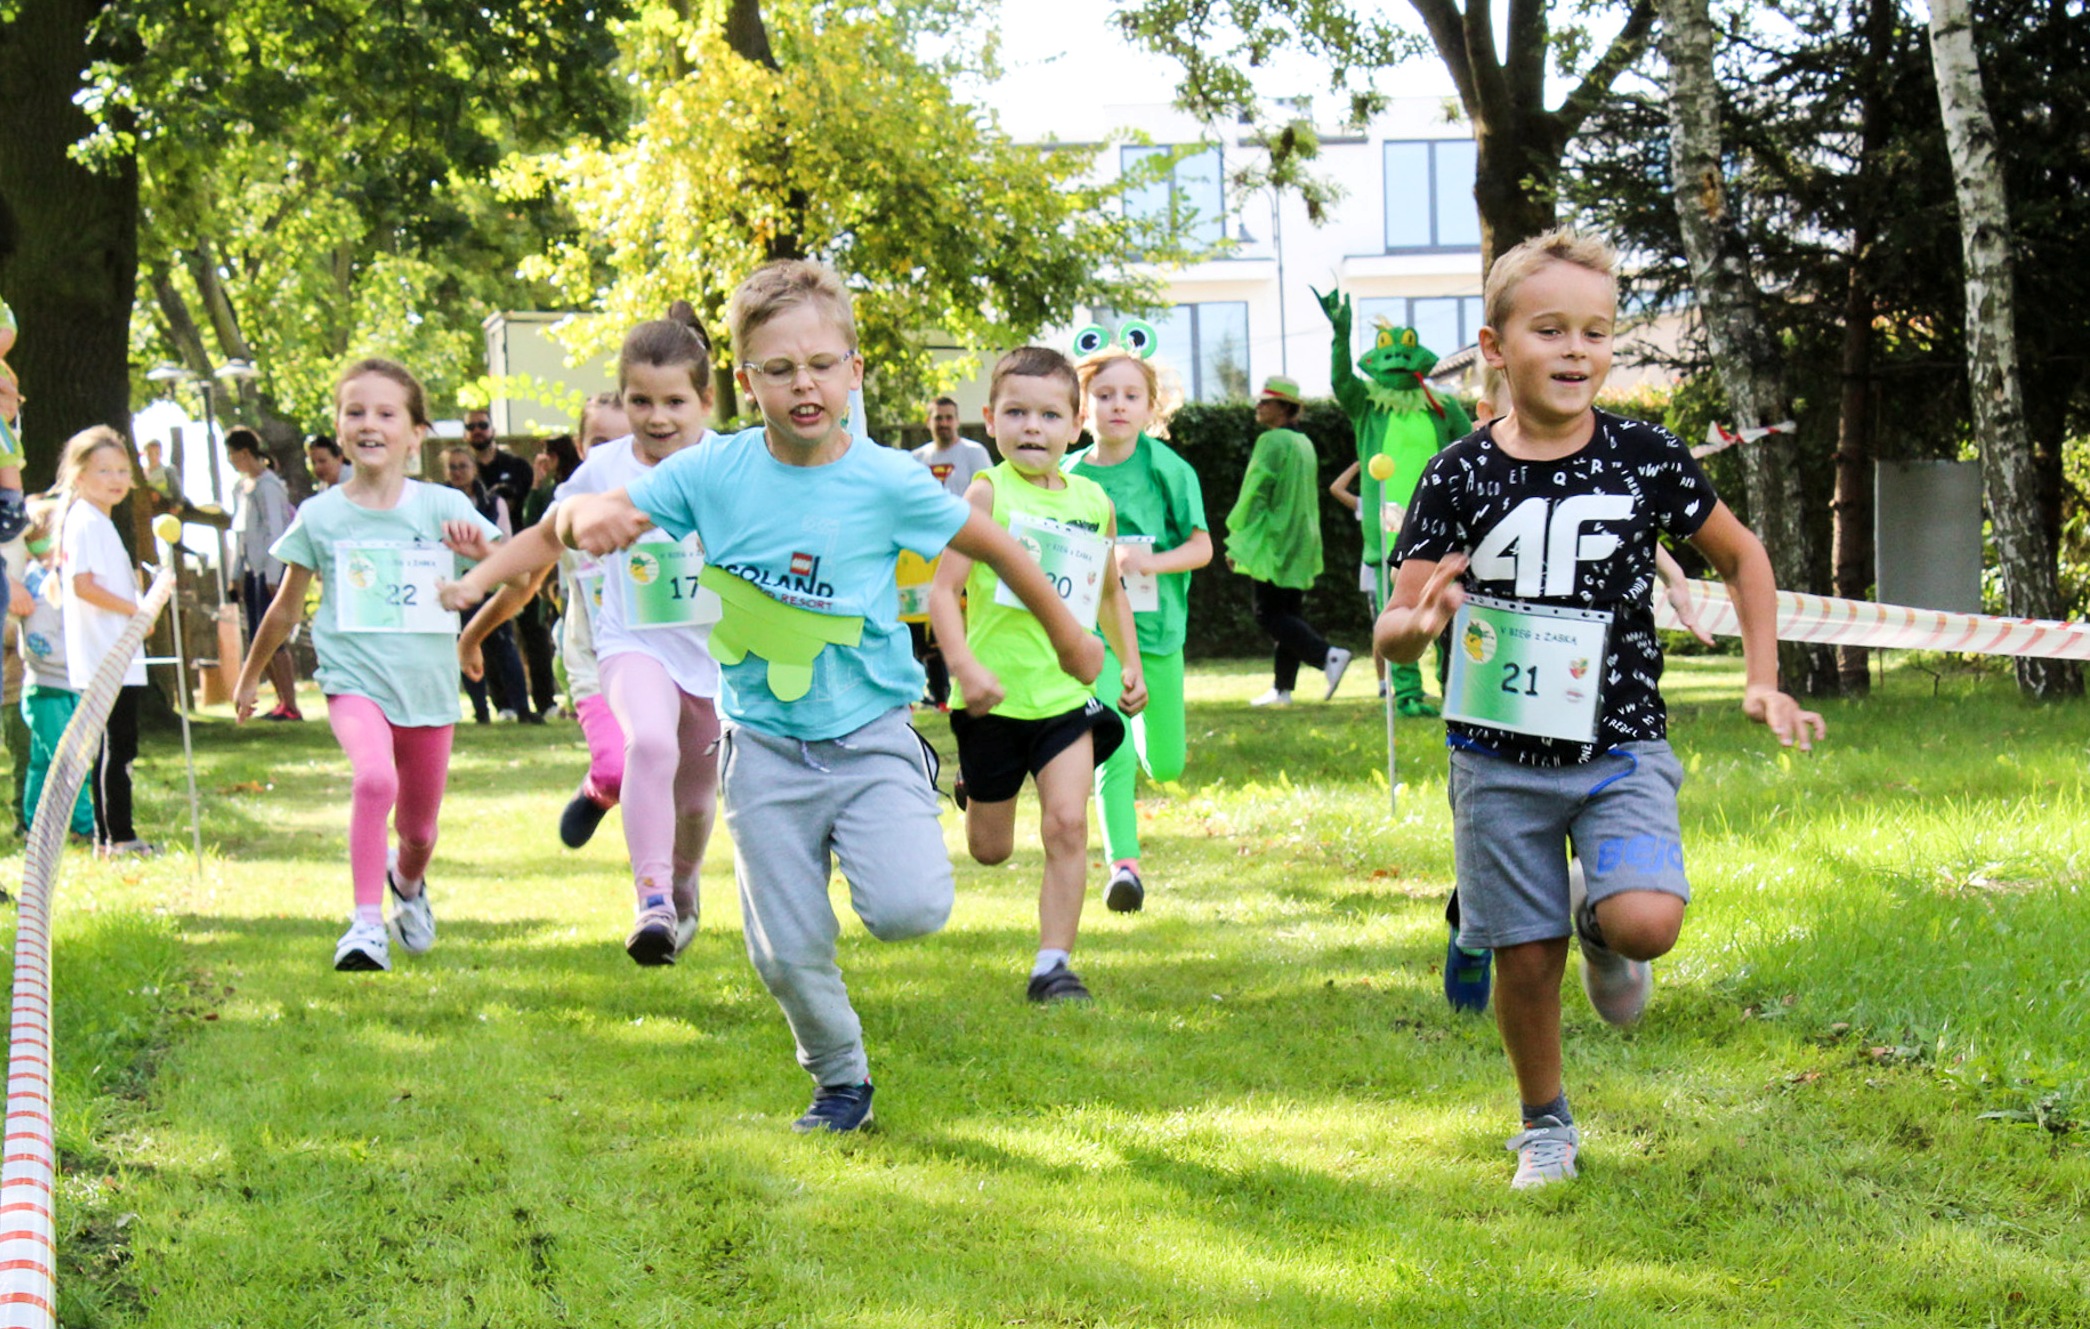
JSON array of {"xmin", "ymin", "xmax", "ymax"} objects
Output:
[
  {"xmin": 1367, "ymin": 453, "xmax": 1395, "ymax": 482},
  {"xmin": 152, "ymin": 513, "xmax": 183, "ymax": 544}
]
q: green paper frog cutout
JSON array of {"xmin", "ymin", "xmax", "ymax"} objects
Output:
[
  {"xmin": 1071, "ymin": 319, "xmax": 1160, "ymax": 360},
  {"xmin": 1313, "ymin": 287, "xmax": 1474, "ymax": 717},
  {"xmin": 698, "ymin": 563, "xmax": 863, "ymax": 703}
]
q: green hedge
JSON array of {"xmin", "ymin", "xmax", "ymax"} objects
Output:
[{"xmin": 1160, "ymin": 399, "xmax": 1378, "ymax": 661}]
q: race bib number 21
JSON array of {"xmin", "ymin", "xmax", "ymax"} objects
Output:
[{"xmin": 1441, "ymin": 594, "xmax": 1612, "ymax": 744}]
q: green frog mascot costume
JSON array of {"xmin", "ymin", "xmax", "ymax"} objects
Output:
[{"xmin": 1314, "ymin": 287, "xmax": 1472, "ymax": 717}]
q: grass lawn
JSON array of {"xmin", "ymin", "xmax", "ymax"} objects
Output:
[{"xmin": 9, "ymin": 654, "xmax": 2089, "ymax": 1326}]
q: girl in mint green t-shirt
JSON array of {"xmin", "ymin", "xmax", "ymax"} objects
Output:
[{"xmin": 235, "ymin": 359, "xmax": 498, "ymax": 975}]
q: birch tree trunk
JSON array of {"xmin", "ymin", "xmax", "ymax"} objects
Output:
[
  {"xmin": 1659, "ymin": 0, "xmax": 1835, "ymax": 696},
  {"xmin": 1928, "ymin": 0, "xmax": 2078, "ymax": 698}
]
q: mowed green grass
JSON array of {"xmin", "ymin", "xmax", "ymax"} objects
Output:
[{"xmin": 9, "ymin": 655, "xmax": 2090, "ymax": 1326}]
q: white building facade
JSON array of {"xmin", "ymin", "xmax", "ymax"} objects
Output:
[{"xmin": 962, "ymin": 95, "xmax": 1488, "ymax": 413}]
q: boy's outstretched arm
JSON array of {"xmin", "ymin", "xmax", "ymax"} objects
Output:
[
  {"xmin": 1373, "ymin": 554, "xmax": 1468, "ymax": 665},
  {"xmin": 929, "ymin": 478, "xmax": 1003, "ymax": 714},
  {"xmin": 440, "ymin": 515, "xmax": 562, "ymax": 611},
  {"xmin": 557, "ymin": 488, "xmax": 653, "ymax": 555},
  {"xmin": 947, "ymin": 506, "xmax": 1105, "ymax": 687},
  {"xmin": 1688, "ymin": 502, "xmax": 1825, "ymax": 750}
]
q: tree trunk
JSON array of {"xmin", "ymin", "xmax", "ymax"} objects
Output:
[
  {"xmin": 1660, "ymin": 0, "xmax": 1836, "ymax": 696},
  {"xmin": 1407, "ymin": 0, "xmax": 1655, "ymax": 273},
  {"xmin": 1928, "ymin": 0, "xmax": 2079, "ymax": 698},
  {"xmin": 1832, "ymin": 270, "xmax": 1874, "ymax": 695},
  {"xmin": 0, "ymin": 0, "xmax": 140, "ymax": 489},
  {"xmin": 1831, "ymin": 0, "xmax": 1896, "ymax": 697}
]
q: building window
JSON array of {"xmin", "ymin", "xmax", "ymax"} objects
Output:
[
  {"xmin": 1121, "ymin": 145, "xmax": 1225, "ymax": 247},
  {"xmin": 1354, "ymin": 296, "xmax": 1485, "ymax": 362},
  {"xmin": 1382, "ymin": 139, "xmax": 1480, "ymax": 251}
]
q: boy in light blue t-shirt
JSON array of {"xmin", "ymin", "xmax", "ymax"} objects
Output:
[{"xmin": 561, "ymin": 261, "xmax": 1101, "ymax": 1134}]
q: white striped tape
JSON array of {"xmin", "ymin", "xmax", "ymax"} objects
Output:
[
  {"xmin": 2, "ymin": 569, "xmax": 173, "ymax": 1329},
  {"xmin": 1655, "ymin": 580, "xmax": 2090, "ymax": 660}
]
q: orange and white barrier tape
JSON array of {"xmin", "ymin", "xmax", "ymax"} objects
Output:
[
  {"xmin": 1654, "ymin": 579, "xmax": 2090, "ymax": 660},
  {"xmin": 1693, "ymin": 418, "xmax": 1795, "ymax": 460},
  {"xmin": 3, "ymin": 570, "xmax": 172, "ymax": 1329}
]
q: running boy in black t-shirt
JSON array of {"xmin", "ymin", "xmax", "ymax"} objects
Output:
[{"xmin": 1375, "ymin": 230, "xmax": 1824, "ymax": 1189}]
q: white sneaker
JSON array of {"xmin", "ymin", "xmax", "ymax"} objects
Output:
[
  {"xmin": 1323, "ymin": 646, "xmax": 1353, "ymax": 699},
  {"xmin": 387, "ymin": 853, "xmax": 436, "ymax": 955},
  {"xmin": 1250, "ymin": 688, "xmax": 1293, "ymax": 707},
  {"xmin": 1506, "ymin": 1115, "xmax": 1580, "ymax": 1189},
  {"xmin": 673, "ymin": 911, "xmax": 699, "ymax": 957},
  {"xmin": 334, "ymin": 919, "xmax": 391, "ymax": 972},
  {"xmin": 1569, "ymin": 858, "xmax": 1653, "ymax": 1026},
  {"xmin": 496, "ymin": 708, "xmax": 519, "ymax": 722}
]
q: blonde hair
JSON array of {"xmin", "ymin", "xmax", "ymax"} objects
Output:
[
  {"xmin": 727, "ymin": 261, "xmax": 856, "ymax": 358},
  {"xmin": 1477, "ymin": 365, "xmax": 1509, "ymax": 422},
  {"xmin": 336, "ymin": 357, "xmax": 431, "ymax": 428},
  {"xmin": 576, "ymin": 391, "xmax": 625, "ymax": 453},
  {"xmin": 1075, "ymin": 347, "xmax": 1182, "ymax": 439},
  {"xmin": 1482, "ymin": 229, "xmax": 1619, "ymax": 332},
  {"xmin": 55, "ymin": 425, "xmax": 130, "ymax": 496}
]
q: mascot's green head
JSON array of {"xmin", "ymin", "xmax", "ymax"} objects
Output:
[{"xmin": 1359, "ymin": 320, "xmax": 1438, "ymax": 386}]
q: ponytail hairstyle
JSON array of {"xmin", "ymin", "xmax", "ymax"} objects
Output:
[{"xmin": 618, "ymin": 300, "xmax": 715, "ymax": 398}]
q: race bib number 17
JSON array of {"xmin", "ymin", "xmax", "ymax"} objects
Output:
[{"xmin": 335, "ymin": 542, "xmax": 457, "ymax": 634}]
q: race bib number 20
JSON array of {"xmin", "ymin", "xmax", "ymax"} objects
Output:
[{"xmin": 994, "ymin": 511, "xmax": 1109, "ymax": 631}]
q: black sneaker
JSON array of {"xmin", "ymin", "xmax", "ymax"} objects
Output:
[
  {"xmin": 1026, "ymin": 960, "xmax": 1092, "ymax": 1004},
  {"xmin": 559, "ymin": 787, "xmax": 612, "ymax": 849},
  {"xmin": 793, "ymin": 1080, "xmax": 875, "ymax": 1133},
  {"xmin": 953, "ymin": 776, "xmax": 968, "ymax": 811},
  {"xmin": 1104, "ymin": 863, "xmax": 1144, "ymax": 913},
  {"xmin": 625, "ymin": 895, "xmax": 680, "ymax": 966}
]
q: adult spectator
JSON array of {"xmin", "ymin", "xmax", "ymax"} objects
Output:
[
  {"xmin": 139, "ymin": 439, "xmax": 184, "ymax": 511},
  {"xmin": 441, "ymin": 445, "xmax": 534, "ymax": 723},
  {"xmin": 510, "ymin": 434, "xmax": 580, "ymax": 718},
  {"xmin": 906, "ymin": 397, "xmax": 991, "ymax": 707},
  {"xmin": 465, "ymin": 407, "xmax": 533, "ymax": 527},
  {"xmin": 306, "ymin": 435, "xmax": 349, "ymax": 491},
  {"xmin": 1225, "ymin": 376, "xmax": 1349, "ymax": 706},
  {"xmin": 227, "ymin": 429, "xmax": 302, "ymax": 720}
]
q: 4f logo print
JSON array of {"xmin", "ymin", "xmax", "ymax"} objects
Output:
[{"xmin": 1468, "ymin": 495, "xmax": 1635, "ymax": 597}]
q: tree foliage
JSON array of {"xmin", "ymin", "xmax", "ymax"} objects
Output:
[
  {"xmin": 1118, "ymin": 0, "xmax": 1656, "ymax": 268},
  {"xmin": 506, "ymin": 0, "xmax": 1183, "ymax": 427},
  {"xmin": 79, "ymin": 0, "xmax": 631, "ymax": 449}
]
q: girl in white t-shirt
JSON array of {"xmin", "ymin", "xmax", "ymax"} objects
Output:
[
  {"xmin": 55, "ymin": 426, "xmax": 153, "ymax": 856},
  {"xmin": 443, "ymin": 306, "xmax": 722, "ymax": 967}
]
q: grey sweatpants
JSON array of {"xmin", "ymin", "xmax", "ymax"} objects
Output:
[{"xmin": 721, "ymin": 706, "xmax": 952, "ymax": 1088}]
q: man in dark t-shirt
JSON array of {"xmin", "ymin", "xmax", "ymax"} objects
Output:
[{"xmin": 466, "ymin": 408, "xmax": 534, "ymax": 527}]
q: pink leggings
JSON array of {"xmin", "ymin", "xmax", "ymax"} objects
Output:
[
  {"xmin": 598, "ymin": 652, "xmax": 720, "ymax": 903},
  {"xmin": 574, "ymin": 694, "xmax": 625, "ymax": 806},
  {"xmin": 326, "ymin": 694, "xmax": 454, "ymax": 915}
]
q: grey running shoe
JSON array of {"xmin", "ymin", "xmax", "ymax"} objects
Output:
[
  {"xmin": 1569, "ymin": 858, "xmax": 1653, "ymax": 1026},
  {"xmin": 1506, "ymin": 1114, "xmax": 1580, "ymax": 1189}
]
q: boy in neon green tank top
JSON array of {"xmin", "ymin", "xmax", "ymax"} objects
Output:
[{"xmin": 931, "ymin": 348, "xmax": 1147, "ymax": 1004}]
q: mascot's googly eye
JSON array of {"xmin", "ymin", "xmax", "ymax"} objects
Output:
[
  {"xmin": 1374, "ymin": 329, "xmax": 1396, "ymax": 350},
  {"xmin": 1401, "ymin": 329, "xmax": 1418, "ymax": 348},
  {"xmin": 1072, "ymin": 324, "xmax": 1110, "ymax": 357},
  {"xmin": 1116, "ymin": 319, "xmax": 1160, "ymax": 359}
]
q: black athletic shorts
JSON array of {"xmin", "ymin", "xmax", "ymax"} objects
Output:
[{"xmin": 948, "ymin": 698, "xmax": 1125, "ymax": 803}]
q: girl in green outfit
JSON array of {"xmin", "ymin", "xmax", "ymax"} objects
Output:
[{"xmin": 1067, "ymin": 347, "xmax": 1212, "ymax": 914}]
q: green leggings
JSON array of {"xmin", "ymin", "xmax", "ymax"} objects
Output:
[
  {"xmin": 21, "ymin": 685, "xmax": 94, "ymax": 836},
  {"xmin": 1092, "ymin": 646, "xmax": 1185, "ymax": 863}
]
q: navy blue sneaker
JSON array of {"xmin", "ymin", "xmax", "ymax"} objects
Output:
[
  {"xmin": 1444, "ymin": 927, "xmax": 1492, "ymax": 1014},
  {"xmin": 560, "ymin": 787, "xmax": 611, "ymax": 848},
  {"xmin": 793, "ymin": 1080, "xmax": 874, "ymax": 1133}
]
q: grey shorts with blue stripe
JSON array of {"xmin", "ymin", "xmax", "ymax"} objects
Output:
[
  {"xmin": 1448, "ymin": 739, "xmax": 1690, "ymax": 951},
  {"xmin": 721, "ymin": 706, "xmax": 953, "ymax": 1088}
]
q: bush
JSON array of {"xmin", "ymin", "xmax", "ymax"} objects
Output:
[{"xmin": 1163, "ymin": 398, "xmax": 1376, "ymax": 660}]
